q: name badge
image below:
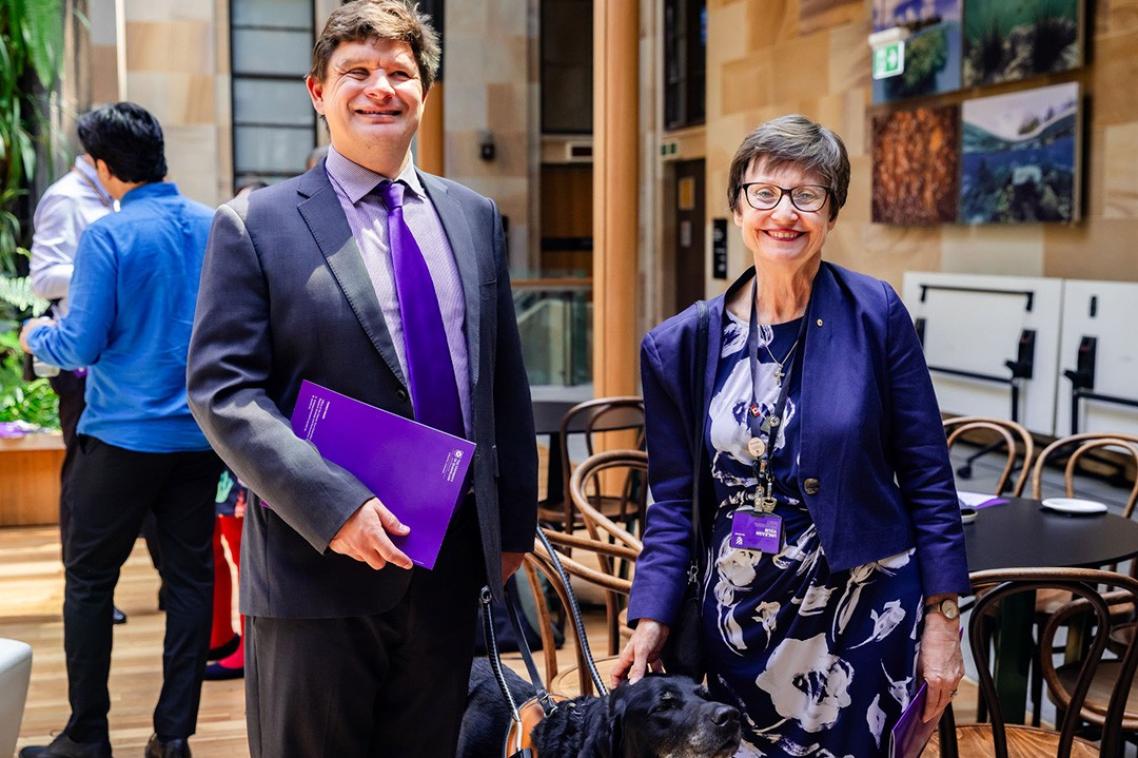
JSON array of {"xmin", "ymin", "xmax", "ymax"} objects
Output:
[{"xmin": 730, "ymin": 510, "xmax": 783, "ymax": 553}]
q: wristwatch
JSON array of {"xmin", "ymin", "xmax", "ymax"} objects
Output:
[{"xmin": 925, "ymin": 597, "xmax": 960, "ymax": 621}]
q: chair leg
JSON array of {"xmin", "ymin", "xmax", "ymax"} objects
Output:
[
  {"xmin": 1030, "ymin": 638, "xmax": 1044, "ymax": 728},
  {"xmin": 976, "ymin": 613, "xmax": 993, "ymax": 724},
  {"xmin": 938, "ymin": 704, "xmax": 959, "ymax": 758}
]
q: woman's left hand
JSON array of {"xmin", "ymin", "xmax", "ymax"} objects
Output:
[{"xmin": 917, "ymin": 609, "xmax": 965, "ymax": 723}]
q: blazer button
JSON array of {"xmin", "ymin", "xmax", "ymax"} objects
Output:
[
  {"xmin": 396, "ymin": 388, "xmax": 409, "ymax": 402},
  {"xmin": 803, "ymin": 478, "xmax": 820, "ymax": 495}
]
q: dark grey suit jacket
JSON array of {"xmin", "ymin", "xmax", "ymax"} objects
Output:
[{"xmin": 187, "ymin": 163, "xmax": 537, "ymax": 618}]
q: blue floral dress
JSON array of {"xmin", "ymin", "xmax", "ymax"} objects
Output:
[{"xmin": 701, "ymin": 309, "xmax": 925, "ymax": 758}]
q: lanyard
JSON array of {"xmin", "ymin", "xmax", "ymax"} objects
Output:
[{"xmin": 745, "ymin": 278, "xmax": 810, "ymax": 510}]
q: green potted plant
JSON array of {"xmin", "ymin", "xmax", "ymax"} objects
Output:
[{"xmin": 1, "ymin": 0, "xmax": 65, "ymax": 435}]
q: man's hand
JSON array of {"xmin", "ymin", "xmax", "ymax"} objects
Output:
[
  {"xmin": 19, "ymin": 317, "xmax": 54, "ymax": 353},
  {"xmin": 611, "ymin": 618, "xmax": 669, "ymax": 687},
  {"xmin": 918, "ymin": 608, "xmax": 964, "ymax": 723},
  {"xmin": 328, "ymin": 497, "xmax": 413, "ymax": 570},
  {"xmin": 501, "ymin": 551, "xmax": 525, "ymax": 582}
]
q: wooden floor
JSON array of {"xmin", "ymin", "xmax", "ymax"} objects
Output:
[{"xmin": 0, "ymin": 525, "xmax": 604, "ymax": 757}]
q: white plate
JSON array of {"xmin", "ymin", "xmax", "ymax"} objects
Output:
[{"xmin": 1041, "ymin": 497, "xmax": 1108, "ymax": 515}]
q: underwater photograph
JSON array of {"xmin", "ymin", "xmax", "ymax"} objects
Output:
[
  {"xmin": 959, "ymin": 82, "xmax": 1080, "ymax": 224},
  {"xmin": 963, "ymin": 0, "xmax": 1082, "ymax": 86},
  {"xmin": 872, "ymin": 105, "xmax": 961, "ymax": 225}
]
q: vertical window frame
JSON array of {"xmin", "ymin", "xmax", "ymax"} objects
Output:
[{"xmin": 229, "ymin": 0, "xmax": 318, "ymax": 189}]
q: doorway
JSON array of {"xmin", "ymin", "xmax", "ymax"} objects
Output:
[{"xmin": 672, "ymin": 158, "xmax": 706, "ymax": 313}]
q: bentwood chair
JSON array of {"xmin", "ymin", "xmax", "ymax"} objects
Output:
[
  {"xmin": 927, "ymin": 568, "xmax": 1138, "ymax": 758},
  {"xmin": 538, "ymin": 397, "xmax": 645, "ymax": 533},
  {"xmin": 943, "ymin": 416, "xmax": 1035, "ymax": 497},
  {"xmin": 1043, "ymin": 588, "xmax": 1138, "ymax": 751},
  {"xmin": 1005, "ymin": 433, "xmax": 1138, "ymax": 726},
  {"xmin": 568, "ymin": 450, "xmax": 647, "ymax": 655},
  {"xmin": 526, "ymin": 530, "xmax": 635, "ymax": 697}
]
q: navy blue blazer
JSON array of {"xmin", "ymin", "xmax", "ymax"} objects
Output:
[{"xmin": 627, "ymin": 262, "xmax": 970, "ymax": 627}]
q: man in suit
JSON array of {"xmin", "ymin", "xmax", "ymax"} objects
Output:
[{"xmin": 186, "ymin": 2, "xmax": 537, "ymax": 756}]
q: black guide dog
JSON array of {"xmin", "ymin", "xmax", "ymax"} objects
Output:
[{"xmin": 458, "ymin": 659, "xmax": 742, "ymax": 757}]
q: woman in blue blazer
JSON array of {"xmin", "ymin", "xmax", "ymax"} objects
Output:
[{"xmin": 613, "ymin": 115, "xmax": 970, "ymax": 757}]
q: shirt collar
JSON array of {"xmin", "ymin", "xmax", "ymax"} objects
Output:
[
  {"xmin": 74, "ymin": 157, "xmax": 114, "ymax": 207},
  {"xmin": 120, "ymin": 181, "xmax": 178, "ymax": 206},
  {"xmin": 324, "ymin": 145, "xmax": 423, "ymax": 206}
]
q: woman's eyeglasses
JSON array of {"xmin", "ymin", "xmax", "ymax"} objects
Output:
[{"xmin": 741, "ymin": 183, "xmax": 831, "ymax": 213}]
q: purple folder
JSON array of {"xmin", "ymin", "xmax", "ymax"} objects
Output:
[
  {"xmin": 290, "ymin": 380, "xmax": 476, "ymax": 570},
  {"xmin": 890, "ymin": 683, "xmax": 938, "ymax": 758}
]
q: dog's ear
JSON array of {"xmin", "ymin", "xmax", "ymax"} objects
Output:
[{"xmin": 603, "ymin": 688, "xmax": 628, "ymax": 758}]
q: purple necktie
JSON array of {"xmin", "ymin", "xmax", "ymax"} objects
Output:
[{"xmin": 379, "ymin": 180, "xmax": 464, "ymax": 437}]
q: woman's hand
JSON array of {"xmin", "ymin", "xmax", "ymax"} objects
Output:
[
  {"xmin": 610, "ymin": 619, "xmax": 670, "ymax": 687},
  {"xmin": 918, "ymin": 607, "xmax": 964, "ymax": 723}
]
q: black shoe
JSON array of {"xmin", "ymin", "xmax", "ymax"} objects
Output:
[
  {"xmin": 112, "ymin": 606, "xmax": 127, "ymax": 625},
  {"xmin": 144, "ymin": 735, "xmax": 190, "ymax": 758},
  {"xmin": 19, "ymin": 732, "xmax": 111, "ymax": 758},
  {"xmin": 206, "ymin": 633, "xmax": 239, "ymax": 661},
  {"xmin": 202, "ymin": 659, "xmax": 244, "ymax": 681}
]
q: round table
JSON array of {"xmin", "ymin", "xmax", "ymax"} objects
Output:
[
  {"xmin": 964, "ymin": 496, "xmax": 1138, "ymax": 571},
  {"xmin": 961, "ymin": 496, "xmax": 1138, "ymax": 724}
]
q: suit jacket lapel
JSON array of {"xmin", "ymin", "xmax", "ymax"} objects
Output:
[
  {"xmin": 295, "ymin": 169, "xmax": 407, "ymax": 388},
  {"xmin": 419, "ymin": 171, "xmax": 482, "ymax": 387}
]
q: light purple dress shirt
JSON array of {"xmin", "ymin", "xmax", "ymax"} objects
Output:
[
  {"xmin": 29, "ymin": 157, "xmax": 115, "ymax": 315},
  {"xmin": 323, "ymin": 146, "xmax": 472, "ymax": 437}
]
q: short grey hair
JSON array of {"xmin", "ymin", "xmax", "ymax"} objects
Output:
[{"xmin": 727, "ymin": 114, "xmax": 850, "ymax": 220}]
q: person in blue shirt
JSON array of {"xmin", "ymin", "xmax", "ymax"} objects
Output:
[{"xmin": 19, "ymin": 102, "xmax": 221, "ymax": 758}]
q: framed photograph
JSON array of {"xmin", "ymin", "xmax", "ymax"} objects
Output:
[
  {"xmin": 963, "ymin": 0, "xmax": 1084, "ymax": 87},
  {"xmin": 959, "ymin": 82, "xmax": 1081, "ymax": 224},
  {"xmin": 872, "ymin": 105, "xmax": 961, "ymax": 225}
]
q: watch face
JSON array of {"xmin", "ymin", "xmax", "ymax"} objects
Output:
[{"xmin": 942, "ymin": 599, "xmax": 960, "ymax": 619}]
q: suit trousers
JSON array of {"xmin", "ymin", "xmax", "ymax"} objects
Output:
[
  {"xmin": 245, "ymin": 499, "xmax": 485, "ymax": 758},
  {"xmin": 61, "ymin": 435, "xmax": 221, "ymax": 743}
]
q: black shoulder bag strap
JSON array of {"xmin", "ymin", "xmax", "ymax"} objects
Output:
[{"xmin": 686, "ymin": 300, "xmax": 709, "ymax": 594}]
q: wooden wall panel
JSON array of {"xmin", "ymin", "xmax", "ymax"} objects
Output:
[{"xmin": 704, "ymin": 0, "xmax": 1138, "ymax": 291}]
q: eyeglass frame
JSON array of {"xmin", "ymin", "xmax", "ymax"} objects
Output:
[{"xmin": 739, "ymin": 182, "xmax": 832, "ymax": 213}]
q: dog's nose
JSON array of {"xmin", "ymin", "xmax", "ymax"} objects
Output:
[{"xmin": 710, "ymin": 704, "xmax": 740, "ymax": 726}]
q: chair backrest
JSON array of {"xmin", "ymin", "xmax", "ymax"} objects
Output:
[
  {"xmin": 556, "ymin": 397, "xmax": 646, "ymax": 529},
  {"xmin": 568, "ymin": 450, "xmax": 646, "ymax": 655},
  {"xmin": 943, "ymin": 415, "xmax": 1034, "ymax": 497},
  {"xmin": 1039, "ymin": 582, "xmax": 1138, "ymax": 744},
  {"xmin": 1031, "ymin": 432, "xmax": 1138, "ymax": 519},
  {"xmin": 527, "ymin": 531, "xmax": 635, "ymax": 696},
  {"xmin": 963, "ymin": 568, "xmax": 1138, "ymax": 758}
]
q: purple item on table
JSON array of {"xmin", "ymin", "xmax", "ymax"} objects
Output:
[
  {"xmin": 890, "ymin": 682, "xmax": 938, "ymax": 758},
  {"xmin": 289, "ymin": 380, "xmax": 475, "ymax": 570},
  {"xmin": 974, "ymin": 497, "xmax": 1008, "ymax": 509}
]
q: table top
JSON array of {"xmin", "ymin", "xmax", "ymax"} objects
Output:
[
  {"xmin": 964, "ymin": 496, "xmax": 1138, "ymax": 573},
  {"xmin": 531, "ymin": 399, "xmax": 643, "ymax": 437}
]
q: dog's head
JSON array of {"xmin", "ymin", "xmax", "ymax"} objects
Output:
[{"xmin": 600, "ymin": 675, "xmax": 741, "ymax": 758}]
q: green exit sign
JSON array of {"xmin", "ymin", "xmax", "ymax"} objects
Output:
[{"xmin": 873, "ymin": 40, "xmax": 905, "ymax": 79}]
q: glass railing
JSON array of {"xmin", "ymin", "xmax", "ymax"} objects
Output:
[{"xmin": 512, "ymin": 278, "xmax": 592, "ymax": 387}]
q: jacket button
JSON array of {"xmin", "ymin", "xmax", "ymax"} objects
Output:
[
  {"xmin": 396, "ymin": 388, "xmax": 409, "ymax": 402},
  {"xmin": 803, "ymin": 478, "xmax": 820, "ymax": 495}
]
